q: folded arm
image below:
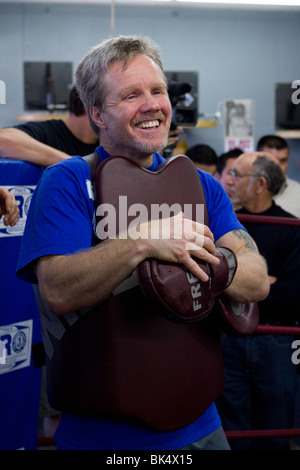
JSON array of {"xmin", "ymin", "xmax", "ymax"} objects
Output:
[
  {"xmin": 35, "ymin": 213, "xmax": 219, "ymax": 315},
  {"xmin": 35, "ymin": 214, "xmax": 269, "ymax": 316},
  {"xmin": 0, "ymin": 128, "xmax": 70, "ymax": 166}
]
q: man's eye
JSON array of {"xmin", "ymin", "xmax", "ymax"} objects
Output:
[{"xmin": 153, "ymin": 89, "xmax": 164, "ymax": 95}]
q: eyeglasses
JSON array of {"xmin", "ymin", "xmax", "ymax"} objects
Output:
[{"xmin": 228, "ymin": 170, "xmax": 261, "ymax": 180}]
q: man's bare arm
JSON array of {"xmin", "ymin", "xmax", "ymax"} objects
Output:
[
  {"xmin": 36, "ymin": 237, "xmax": 144, "ymax": 315},
  {"xmin": 216, "ymin": 228, "xmax": 270, "ymax": 303},
  {"xmin": 0, "ymin": 128, "xmax": 70, "ymax": 166}
]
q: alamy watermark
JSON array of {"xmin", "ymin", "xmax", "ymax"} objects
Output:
[
  {"xmin": 95, "ymin": 197, "xmax": 205, "ymax": 249},
  {"xmin": 0, "ymin": 80, "xmax": 6, "ymax": 104},
  {"xmin": 291, "ymin": 80, "xmax": 300, "ymax": 105},
  {"xmin": 292, "ymin": 339, "xmax": 300, "ymax": 365}
]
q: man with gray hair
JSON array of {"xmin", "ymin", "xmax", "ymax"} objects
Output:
[
  {"xmin": 16, "ymin": 36, "xmax": 269, "ymax": 450},
  {"xmin": 217, "ymin": 152, "xmax": 300, "ymax": 450}
]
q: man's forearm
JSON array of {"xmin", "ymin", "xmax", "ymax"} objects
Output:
[
  {"xmin": 36, "ymin": 237, "xmax": 147, "ymax": 315},
  {"xmin": 0, "ymin": 128, "xmax": 70, "ymax": 166},
  {"xmin": 216, "ymin": 229, "xmax": 270, "ymax": 304},
  {"xmin": 224, "ymin": 250, "xmax": 269, "ymax": 303}
]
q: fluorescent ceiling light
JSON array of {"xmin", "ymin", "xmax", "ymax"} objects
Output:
[
  {"xmin": 2, "ymin": 0, "xmax": 300, "ymax": 8},
  {"xmin": 149, "ymin": 0, "xmax": 300, "ymax": 4},
  {"xmin": 177, "ymin": 0, "xmax": 300, "ymax": 5}
]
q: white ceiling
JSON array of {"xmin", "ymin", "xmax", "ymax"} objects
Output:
[{"xmin": 1, "ymin": 0, "xmax": 300, "ymax": 12}]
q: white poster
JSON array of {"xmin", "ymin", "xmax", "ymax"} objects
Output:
[
  {"xmin": 0, "ymin": 185, "xmax": 36, "ymax": 237},
  {"xmin": 0, "ymin": 320, "xmax": 33, "ymax": 375},
  {"xmin": 223, "ymin": 99, "xmax": 254, "ymax": 152}
]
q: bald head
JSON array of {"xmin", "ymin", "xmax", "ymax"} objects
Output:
[{"xmin": 236, "ymin": 151, "xmax": 279, "ymax": 167}]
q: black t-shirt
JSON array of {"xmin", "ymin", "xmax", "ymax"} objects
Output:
[
  {"xmin": 15, "ymin": 119, "xmax": 98, "ymax": 157},
  {"xmin": 237, "ymin": 202, "xmax": 300, "ymax": 324}
]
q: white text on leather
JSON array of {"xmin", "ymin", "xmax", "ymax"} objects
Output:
[
  {"xmin": 96, "ymin": 196, "xmax": 205, "ymax": 246},
  {"xmin": 186, "ymin": 271, "xmax": 202, "ymax": 311}
]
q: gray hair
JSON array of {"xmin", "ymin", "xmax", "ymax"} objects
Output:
[
  {"xmin": 252, "ymin": 155, "xmax": 285, "ymax": 196},
  {"xmin": 75, "ymin": 35, "xmax": 167, "ymax": 136}
]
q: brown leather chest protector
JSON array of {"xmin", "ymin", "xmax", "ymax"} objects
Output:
[{"xmin": 43, "ymin": 154, "xmax": 257, "ymax": 431}]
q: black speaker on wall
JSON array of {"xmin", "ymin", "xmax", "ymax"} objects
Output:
[{"xmin": 165, "ymin": 71, "xmax": 199, "ymax": 127}]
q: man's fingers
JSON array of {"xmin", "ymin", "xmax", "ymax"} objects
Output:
[
  {"xmin": 5, "ymin": 210, "xmax": 20, "ymax": 226},
  {"xmin": 190, "ymin": 246, "xmax": 220, "ymax": 267},
  {"xmin": 0, "ymin": 190, "xmax": 20, "ymax": 227},
  {"xmin": 181, "ymin": 252, "xmax": 210, "ymax": 282}
]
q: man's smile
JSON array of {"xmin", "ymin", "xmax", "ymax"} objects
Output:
[{"xmin": 135, "ymin": 119, "xmax": 160, "ymax": 129}]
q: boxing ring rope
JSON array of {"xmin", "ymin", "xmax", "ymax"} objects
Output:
[
  {"xmin": 36, "ymin": 213, "xmax": 300, "ymax": 448},
  {"xmin": 237, "ymin": 213, "xmax": 300, "ymax": 227}
]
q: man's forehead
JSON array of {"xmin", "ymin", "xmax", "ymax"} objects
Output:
[
  {"xmin": 262, "ymin": 146, "xmax": 289, "ymax": 161},
  {"xmin": 234, "ymin": 153, "xmax": 255, "ymax": 169},
  {"xmin": 105, "ymin": 55, "xmax": 166, "ymax": 88},
  {"xmin": 108, "ymin": 54, "xmax": 160, "ymax": 73},
  {"xmin": 225, "ymin": 157, "xmax": 238, "ymax": 169}
]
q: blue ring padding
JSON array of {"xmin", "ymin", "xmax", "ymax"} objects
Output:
[{"xmin": 0, "ymin": 158, "xmax": 43, "ymax": 450}]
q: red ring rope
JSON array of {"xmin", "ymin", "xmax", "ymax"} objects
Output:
[{"xmin": 237, "ymin": 213, "xmax": 300, "ymax": 226}]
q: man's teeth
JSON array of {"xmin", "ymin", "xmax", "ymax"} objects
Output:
[{"xmin": 137, "ymin": 120, "xmax": 159, "ymax": 128}]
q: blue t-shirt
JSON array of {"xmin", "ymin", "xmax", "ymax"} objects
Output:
[{"xmin": 17, "ymin": 146, "xmax": 244, "ymax": 450}]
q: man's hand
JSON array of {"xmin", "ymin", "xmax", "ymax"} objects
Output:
[
  {"xmin": 135, "ymin": 211, "xmax": 220, "ymax": 282},
  {"xmin": 0, "ymin": 187, "xmax": 20, "ymax": 227}
]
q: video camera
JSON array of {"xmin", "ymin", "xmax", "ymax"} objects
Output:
[{"xmin": 166, "ymin": 71, "xmax": 199, "ymax": 128}]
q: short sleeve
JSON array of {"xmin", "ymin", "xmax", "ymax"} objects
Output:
[
  {"xmin": 17, "ymin": 157, "xmax": 95, "ymax": 283},
  {"xmin": 199, "ymin": 170, "xmax": 244, "ymax": 241}
]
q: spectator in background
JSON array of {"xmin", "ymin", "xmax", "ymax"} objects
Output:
[
  {"xmin": 185, "ymin": 143, "xmax": 218, "ymax": 175},
  {"xmin": 0, "ymin": 186, "xmax": 20, "ymax": 227},
  {"xmin": 257, "ymin": 135, "xmax": 300, "ymax": 450},
  {"xmin": 217, "ymin": 152, "xmax": 300, "ymax": 450},
  {"xmin": 215, "ymin": 148, "xmax": 243, "ymax": 210},
  {"xmin": 0, "ymin": 86, "xmax": 98, "ymax": 167},
  {"xmin": 257, "ymin": 134, "xmax": 300, "ymax": 218}
]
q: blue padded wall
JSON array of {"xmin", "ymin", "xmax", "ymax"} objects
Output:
[{"xmin": 0, "ymin": 159, "xmax": 43, "ymax": 450}]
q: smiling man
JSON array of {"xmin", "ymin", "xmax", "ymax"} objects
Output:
[{"xmin": 16, "ymin": 35, "xmax": 269, "ymax": 450}]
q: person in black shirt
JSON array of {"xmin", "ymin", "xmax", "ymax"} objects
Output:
[
  {"xmin": 0, "ymin": 86, "xmax": 98, "ymax": 167},
  {"xmin": 216, "ymin": 152, "xmax": 300, "ymax": 450}
]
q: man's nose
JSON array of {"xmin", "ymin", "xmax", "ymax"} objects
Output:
[{"xmin": 140, "ymin": 93, "xmax": 160, "ymax": 112}]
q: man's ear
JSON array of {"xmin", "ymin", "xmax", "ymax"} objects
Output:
[
  {"xmin": 90, "ymin": 106, "xmax": 107, "ymax": 130},
  {"xmin": 256, "ymin": 175, "xmax": 268, "ymax": 195}
]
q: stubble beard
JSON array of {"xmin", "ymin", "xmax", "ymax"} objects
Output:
[{"xmin": 131, "ymin": 131, "xmax": 169, "ymax": 156}]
